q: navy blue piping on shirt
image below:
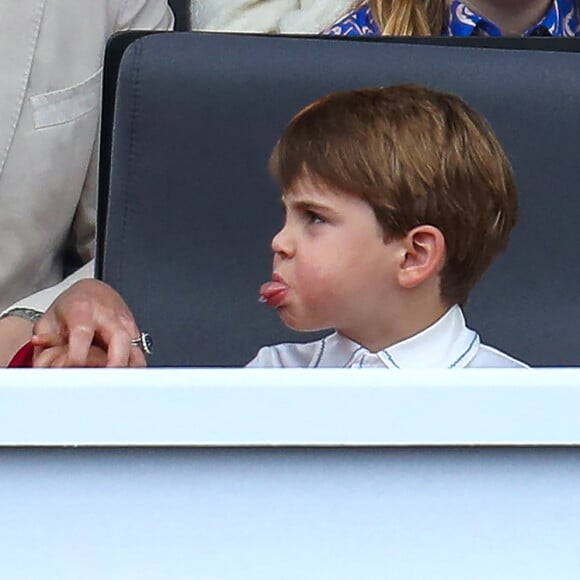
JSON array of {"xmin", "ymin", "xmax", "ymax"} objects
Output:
[
  {"xmin": 325, "ymin": 329, "xmax": 478, "ymax": 368},
  {"xmin": 382, "ymin": 350, "xmax": 401, "ymax": 369},
  {"xmin": 312, "ymin": 337, "xmax": 327, "ymax": 368},
  {"xmin": 342, "ymin": 345, "xmax": 365, "ymax": 368},
  {"xmin": 448, "ymin": 332, "xmax": 479, "ymax": 368}
]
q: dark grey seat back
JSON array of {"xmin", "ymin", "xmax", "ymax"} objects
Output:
[{"xmin": 100, "ymin": 32, "xmax": 580, "ymax": 366}]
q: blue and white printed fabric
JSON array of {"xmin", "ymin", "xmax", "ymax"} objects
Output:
[{"xmin": 328, "ymin": 0, "xmax": 579, "ymax": 37}]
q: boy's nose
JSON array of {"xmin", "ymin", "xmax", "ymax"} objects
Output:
[{"xmin": 271, "ymin": 225, "xmax": 294, "ymax": 257}]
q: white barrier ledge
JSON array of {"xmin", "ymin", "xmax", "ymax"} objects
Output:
[
  {"xmin": 1, "ymin": 368, "xmax": 579, "ymax": 446},
  {"xmin": 1, "ymin": 369, "xmax": 579, "ymax": 578}
]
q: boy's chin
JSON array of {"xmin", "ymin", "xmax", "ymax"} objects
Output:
[{"xmin": 278, "ymin": 309, "xmax": 330, "ymax": 333}]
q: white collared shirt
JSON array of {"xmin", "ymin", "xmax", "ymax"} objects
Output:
[{"xmin": 246, "ymin": 305, "xmax": 528, "ymax": 368}]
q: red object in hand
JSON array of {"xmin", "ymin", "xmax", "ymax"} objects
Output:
[{"xmin": 7, "ymin": 341, "xmax": 34, "ymax": 367}]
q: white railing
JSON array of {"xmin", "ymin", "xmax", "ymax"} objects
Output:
[{"xmin": 1, "ymin": 368, "xmax": 579, "ymax": 445}]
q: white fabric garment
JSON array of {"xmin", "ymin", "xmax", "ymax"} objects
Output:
[
  {"xmin": 191, "ymin": 0, "xmax": 352, "ymax": 34},
  {"xmin": 278, "ymin": 0, "xmax": 353, "ymax": 33},
  {"xmin": 192, "ymin": 0, "xmax": 299, "ymax": 33},
  {"xmin": 246, "ymin": 305, "xmax": 528, "ymax": 368}
]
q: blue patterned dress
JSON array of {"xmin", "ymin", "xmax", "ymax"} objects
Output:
[{"xmin": 328, "ymin": 0, "xmax": 580, "ymax": 37}]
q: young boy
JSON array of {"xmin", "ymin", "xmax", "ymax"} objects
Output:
[
  {"xmin": 247, "ymin": 84, "xmax": 526, "ymax": 368},
  {"xmin": 18, "ymin": 84, "xmax": 526, "ymax": 368}
]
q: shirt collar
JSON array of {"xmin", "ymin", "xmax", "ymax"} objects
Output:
[
  {"xmin": 447, "ymin": 0, "xmax": 579, "ymax": 37},
  {"xmin": 319, "ymin": 305, "xmax": 480, "ymax": 369}
]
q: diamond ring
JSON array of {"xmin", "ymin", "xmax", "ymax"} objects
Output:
[{"xmin": 131, "ymin": 331, "xmax": 153, "ymax": 356}]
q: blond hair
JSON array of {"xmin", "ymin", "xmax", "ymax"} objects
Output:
[
  {"xmin": 269, "ymin": 85, "xmax": 518, "ymax": 306},
  {"xmin": 353, "ymin": 0, "xmax": 447, "ymax": 35}
]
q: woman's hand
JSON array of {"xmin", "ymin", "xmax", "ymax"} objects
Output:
[{"xmin": 31, "ymin": 279, "xmax": 147, "ymax": 368}]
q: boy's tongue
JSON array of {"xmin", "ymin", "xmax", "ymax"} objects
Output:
[{"xmin": 259, "ymin": 279, "xmax": 288, "ymax": 307}]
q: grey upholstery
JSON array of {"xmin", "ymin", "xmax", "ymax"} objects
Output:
[{"xmin": 99, "ymin": 32, "xmax": 580, "ymax": 366}]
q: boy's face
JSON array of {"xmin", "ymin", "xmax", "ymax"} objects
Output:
[{"xmin": 267, "ymin": 175, "xmax": 403, "ymax": 336}]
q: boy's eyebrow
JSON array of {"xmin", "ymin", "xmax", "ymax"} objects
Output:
[{"xmin": 281, "ymin": 196, "xmax": 336, "ymax": 214}]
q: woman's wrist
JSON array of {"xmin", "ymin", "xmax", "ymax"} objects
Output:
[{"xmin": 0, "ymin": 316, "xmax": 35, "ymax": 367}]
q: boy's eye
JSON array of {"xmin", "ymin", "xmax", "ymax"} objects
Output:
[{"xmin": 306, "ymin": 210, "xmax": 325, "ymax": 224}]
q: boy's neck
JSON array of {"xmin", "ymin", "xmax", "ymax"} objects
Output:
[
  {"xmin": 463, "ymin": 0, "xmax": 553, "ymax": 35},
  {"xmin": 338, "ymin": 297, "xmax": 450, "ymax": 354}
]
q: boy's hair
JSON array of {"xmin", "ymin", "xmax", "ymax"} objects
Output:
[{"xmin": 269, "ymin": 85, "xmax": 518, "ymax": 306}]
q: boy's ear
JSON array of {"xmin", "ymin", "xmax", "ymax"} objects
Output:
[{"xmin": 395, "ymin": 225, "xmax": 446, "ymax": 289}]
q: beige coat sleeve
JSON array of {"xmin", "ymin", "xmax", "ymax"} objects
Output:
[
  {"xmin": 3, "ymin": 0, "xmax": 174, "ymax": 315},
  {"xmin": 68, "ymin": 0, "xmax": 175, "ymax": 275}
]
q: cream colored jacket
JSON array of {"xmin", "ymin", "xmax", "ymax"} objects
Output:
[
  {"xmin": 0, "ymin": 0, "xmax": 173, "ymax": 313},
  {"xmin": 192, "ymin": 0, "xmax": 352, "ymax": 34}
]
